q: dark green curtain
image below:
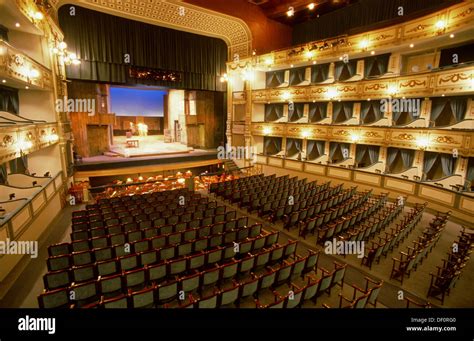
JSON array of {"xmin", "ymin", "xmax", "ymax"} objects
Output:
[
  {"xmin": 0, "ymin": 85, "xmax": 19, "ymax": 114},
  {"xmin": 293, "ymin": 0, "xmax": 457, "ymax": 45},
  {"xmin": 0, "ymin": 163, "xmax": 7, "ymax": 184},
  {"xmin": 311, "ymin": 63, "xmax": 330, "ymax": 84},
  {"xmin": 58, "ymin": 5, "xmax": 227, "ymax": 91}
]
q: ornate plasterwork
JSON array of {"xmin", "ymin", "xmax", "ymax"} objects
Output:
[{"xmin": 50, "ymin": 0, "xmax": 253, "ymax": 59}]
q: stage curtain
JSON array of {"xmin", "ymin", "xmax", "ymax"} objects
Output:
[
  {"xmin": 292, "ymin": 0, "xmax": 453, "ymax": 45},
  {"xmin": 0, "ymin": 85, "xmax": 19, "ymax": 114},
  {"xmin": 311, "ymin": 63, "xmax": 330, "ymax": 84},
  {"xmin": 289, "ymin": 67, "xmax": 306, "ymax": 86},
  {"xmin": 58, "ymin": 5, "xmax": 227, "ymax": 91}
]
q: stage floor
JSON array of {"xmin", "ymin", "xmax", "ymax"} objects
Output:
[{"xmin": 109, "ymin": 136, "xmax": 193, "ymax": 157}]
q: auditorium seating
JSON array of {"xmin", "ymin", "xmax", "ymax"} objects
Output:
[
  {"xmin": 361, "ymin": 203, "xmax": 426, "ymax": 269},
  {"xmin": 390, "ymin": 211, "xmax": 451, "ymax": 284},
  {"xmin": 427, "ymin": 226, "xmax": 473, "ymax": 304}
]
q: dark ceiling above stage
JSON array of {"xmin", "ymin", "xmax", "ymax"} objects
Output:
[{"xmin": 247, "ymin": 0, "xmax": 358, "ymax": 25}]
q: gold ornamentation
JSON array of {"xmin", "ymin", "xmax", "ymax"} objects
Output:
[
  {"xmin": 406, "ymin": 24, "xmax": 429, "ymax": 33},
  {"xmin": 434, "ymin": 136, "xmax": 456, "ymax": 144},
  {"xmin": 438, "ymin": 73, "xmax": 470, "ymax": 84},
  {"xmin": 399, "ymin": 79, "xmax": 426, "ymax": 88},
  {"xmin": 395, "ymin": 133, "xmax": 415, "ymax": 141},
  {"xmin": 372, "ymin": 34, "xmax": 393, "ymax": 41},
  {"xmin": 334, "ymin": 130, "xmax": 350, "ymax": 136},
  {"xmin": 365, "ymin": 131, "xmax": 382, "ymax": 138},
  {"xmin": 453, "ymin": 7, "xmax": 473, "ymax": 19},
  {"xmin": 2, "ymin": 135, "xmax": 14, "ymax": 147},
  {"xmin": 337, "ymin": 86, "xmax": 357, "ymax": 93},
  {"xmin": 365, "ymin": 83, "xmax": 387, "ymax": 91}
]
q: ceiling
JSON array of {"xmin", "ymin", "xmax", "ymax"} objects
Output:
[{"xmin": 246, "ymin": 0, "xmax": 358, "ymax": 25}]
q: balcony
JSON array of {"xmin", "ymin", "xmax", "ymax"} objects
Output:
[{"xmin": 0, "ymin": 40, "xmax": 53, "ymax": 91}]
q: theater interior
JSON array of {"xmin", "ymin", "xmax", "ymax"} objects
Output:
[{"xmin": 0, "ymin": 0, "xmax": 473, "ymax": 314}]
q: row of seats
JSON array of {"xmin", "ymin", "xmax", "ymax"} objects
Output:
[
  {"xmin": 362, "ymin": 203, "xmax": 426, "ymax": 269},
  {"xmin": 327, "ymin": 196, "xmax": 400, "ymax": 247},
  {"xmin": 70, "ymin": 209, "xmax": 238, "ymax": 242},
  {"xmin": 39, "ymin": 236, "xmax": 300, "ymax": 308},
  {"xmin": 257, "ymin": 183, "xmax": 340, "ymax": 217},
  {"xmin": 47, "ymin": 222, "xmax": 274, "ymax": 272},
  {"xmin": 298, "ymin": 190, "xmax": 372, "ymax": 239},
  {"xmin": 390, "ymin": 211, "xmax": 450, "ymax": 284},
  {"xmin": 427, "ymin": 226, "xmax": 473, "ymax": 304}
]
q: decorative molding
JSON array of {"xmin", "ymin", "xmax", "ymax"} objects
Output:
[{"xmin": 50, "ymin": 0, "xmax": 253, "ymax": 58}]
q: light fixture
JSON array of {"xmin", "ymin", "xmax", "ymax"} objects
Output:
[
  {"xmin": 435, "ymin": 20, "xmax": 446, "ymax": 30},
  {"xmin": 1, "ymin": 80, "xmax": 5, "ymax": 83},
  {"xmin": 290, "ymin": 64, "xmax": 294, "ymax": 68},
  {"xmin": 308, "ymin": 3, "xmax": 315, "ymax": 10},
  {"xmin": 264, "ymin": 57, "xmax": 273, "ymax": 66},
  {"xmin": 339, "ymin": 56, "xmax": 343, "ymax": 60},
  {"xmin": 58, "ymin": 41, "xmax": 67, "ymax": 50},
  {"xmin": 450, "ymin": 33, "xmax": 455, "ymax": 38},
  {"xmin": 287, "ymin": 7, "xmax": 295, "ymax": 17},
  {"xmin": 263, "ymin": 127, "xmax": 272, "ymax": 135},
  {"xmin": 312, "ymin": 60, "xmax": 317, "ymax": 65},
  {"xmin": 367, "ymin": 98, "xmax": 371, "ymax": 101},
  {"xmin": 350, "ymin": 133, "xmax": 361, "ymax": 143},
  {"xmin": 138, "ymin": 176, "xmax": 144, "ymax": 181},
  {"xmin": 17, "ymin": 140, "xmax": 33, "ymax": 151},
  {"xmin": 28, "ymin": 68, "xmax": 40, "ymax": 79},
  {"xmin": 326, "ymin": 87, "xmax": 338, "ymax": 100},
  {"xmin": 33, "ymin": 11, "xmax": 44, "ymax": 20},
  {"xmin": 47, "ymin": 133, "xmax": 59, "ymax": 142},
  {"xmin": 72, "ymin": 59, "xmax": 81, "ymax": 65},
  {"xmin": 220, "ymin": 73, "xmax": 229, "ymax": 83},
  {"xmin": 25, "ymin": 86, "xmax": 29, "ymax": 89},
  {"xmin": 282, "ymin": 91, "xmax": 291, "ymax": 101},
  {"xmin": 359, "ymin": 39, "xmax": 369, "ymax": 51},
  {"xmin": 126, "ymin": 178, "xmax": 133, "ymax": 183},
  {"xmin": 416, "ymin": 136, "xmax": 430, "ymax": 150},
  {"xmin": 252, "ymin": 49, "xmax": 257, "ymax": 56},
  {"xmin": 305, "ymin": 50, "xmax": 314, "ymax": 60},
  {"xmin": 15, "ymin": 23, "xmax": 20, "ymax": 28},
  {"xmin": 370, "ymin": 51, "xmax": 375, "ymax": 55},
  {"xmin": 409, "ymin": 44, "xmax": 414, "ymax": 48},
  {"xmin": 241, "ymin": 69, "xmax": 254, "ymax": 81},
  {"xmin": 387, "ymin": 85, "xmax": 398, "ymax": 96},
  {"xmin": 301, "ymin": 130, "xmax": 310, "ymax": 139}
]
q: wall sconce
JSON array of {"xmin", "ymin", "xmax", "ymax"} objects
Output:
[
  {"xmin": 415, "ymin": 136, "xmax": 431, "ymax": 150},
  {"xmin": 241, "ymin": 69, "xmax": 254, "ymax": 81},
  {"xmin": 219, "ymin": 73, "xmax": 228, "ymax": 83},
  {"xmin": 28, "ymin": 68, "xmax": 40, "ymax": 79},
  {"xmin": 326, "ymin": 87, "xmax": 338, "ymax": 100},
  {"xmin": 350, "ymin": 132, "xmax": 361, "ymax": 143},
  {"xmin": 359, "ymin": 39, "xmax": 370, "ymax": 51},
  {"xmin": 263, "ymin": 56, "xmax": 273, "ymax": 67},
  {"xmin": 301, "ymin": 130, "xmax": 311, "ymax": 139},
  {"xmin": 263, "ymin": 127, "xmax": 272, "ymax": 135},
  {"xmin": 305, "ymin": 50, "xmax": 315, "ymax": 61},
  {"xmin": 281, "ymin": 91, "xmax": 291, "ymax": 101},
  {"xmin": 435, "ymin": 20, "xmax": 446, "ymax": 34},
  {"xmin": 387, "ymin": 85, "xmax": 398, "ymax": 96}
]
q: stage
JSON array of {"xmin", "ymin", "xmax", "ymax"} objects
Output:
[{"xmin": 108, "ymin": 136, "xmax": 193, "ymax": 158}]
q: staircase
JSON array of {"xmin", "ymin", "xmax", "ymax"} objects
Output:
[{"xmin": 223, "ymin": 159, "xmax": 241, "ymax": 175}]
